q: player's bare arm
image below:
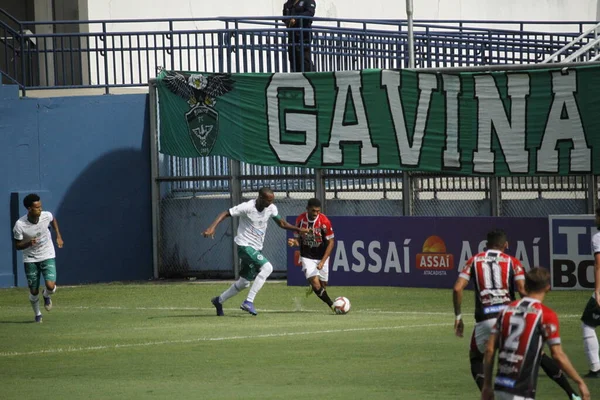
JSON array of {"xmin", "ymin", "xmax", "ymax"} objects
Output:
[
  {"xmin": 14, "ymin": 237, "xmax": 37, "ymax": 250},
  {"xmin": 287, "ymin": 238, "xmax": 299, "ymax": 247},
  {"xmin": 515, "ymin": 279, "xmax": 526, "ymax": 298},
  {"xmin": 318, "ymin": 238, "xmax": 335, "ymax": 270},
  {"xmin": 549, "ymin": 343, "xmax": 590, "ymax": 400},
  {"xmin": 51, "ymin": 218, "xmax": 64, "ymax": 248},
  {"xmin": 276, "ymin": 218, "xmax": 309, "ymax": 234},
  {"xmin": 203, "ymin": 211, "xmax": 231, "ymax": 239},
  {"xmin": 481, "ymin": 332, "xmax": 498, "ymax": 400},
  {"xmin": 594, "ymin": 252, "xmax": 600, "ymax": 307},
  {"xmin": 452, "ymin": 276, "xmax": 468, "ymax": 337}
]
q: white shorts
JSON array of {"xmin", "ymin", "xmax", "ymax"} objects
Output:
[
  {"xmin": 494, "ymin": 391, "xmax": 533, "ymax": 400},
  {"xmin": 301, "ymin": 257, "xmax": 329, "ymax": 282},
  {"xmin": 474, "ymin": 319, "xmax": 496, "ymax": 353}
]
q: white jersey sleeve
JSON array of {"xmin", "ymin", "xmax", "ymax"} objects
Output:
[
  {"xmin": 269, "ymin": 204, "xmax": 279, "ymax": 219},
  {"xmin": 13, "ymin": 221, "xmax": 23, "ymax": 240},
  {"xmin": 229, "ymin": 200, "xmax": 252, "ymax": 218},
  {"xmin": 592, "ymin": 231, "xmax": 600, "ymax": 255}
]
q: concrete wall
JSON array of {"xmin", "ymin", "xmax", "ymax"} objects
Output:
[
  {"xmin": 0, "ymin": 85, "xmax": 152, "ymax": 287},
  {"xmin": 85, "ymin": 0, "xmax": 599, "ymax": 23}
]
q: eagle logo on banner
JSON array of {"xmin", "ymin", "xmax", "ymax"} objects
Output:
[{"xmin": 159, "ymin": 68, "xmax": 235, "ymax": 156}]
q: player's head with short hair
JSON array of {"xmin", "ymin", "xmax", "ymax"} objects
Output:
[
  {"xmin": 256, "ymin": 187, "xmax": 275, "ymax": 210},
  {"xmin": 486, "ymin": 229, "xmax": 508, "ymax": 251},
  {"xmin": 23, "ymin": 193, "xmax": 42, "ymax": 218},
  {"xmin": 307, "ymin": 198, "xmax": 321, "ymax": 208},
  {"xmin": 525, "ymin": 267, "xmax": 551, "ymax": 294},
  {"xmin": 23, "ymin": 193, "xmax": 40, "ymax": 209},
  {"xmin": 258, "ymin": 187, "xmax": 273, "ymax": 198},
  {"xmin": 306, "ymin": 198, "xmax": 321, "ymax": 220}
]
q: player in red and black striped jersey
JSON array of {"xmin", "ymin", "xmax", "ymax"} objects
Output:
[
  {"xmin": 287, "ymin": 198, "xmax": 339, "ymax": 313},
  {"xmin": 454, "ymin": 230, "xmax": 581, "ymax": 399},
  {"xmin": 453, "ymin": 229, "xmax": 527, "ymax": 390},
  {"xmin": 482, "ymin": 267, "xmax": 589, "ymax": 400}
]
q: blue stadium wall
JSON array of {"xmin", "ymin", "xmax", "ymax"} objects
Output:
[{"xmin": 0, "ymin": 84, "xmax": 152, "ymax": 288}]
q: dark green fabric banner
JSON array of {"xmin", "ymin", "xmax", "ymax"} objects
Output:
[{"xmin": 156, "ymin": 65, "xmax": 599, "ymax": 176}]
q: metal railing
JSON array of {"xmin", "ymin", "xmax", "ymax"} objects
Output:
[
  {"xmin": 542, "ymin": 22, "xmax": 600, "ymax": 63},
  {"xmin": 0, "ymin": 14, "xmax": 597, "ymax": 94}
]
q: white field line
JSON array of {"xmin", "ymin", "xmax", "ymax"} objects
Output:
[
  {"xmin": 0, "ymin": 305, "xmax": 586, "ymax": 319},
  {"xmin": 0, "ymin": 305, "xmax": 466, "ymax": 316},
  {"xmin": 0, "ymin": 322, "xmax": 452, "ymax": 357}
]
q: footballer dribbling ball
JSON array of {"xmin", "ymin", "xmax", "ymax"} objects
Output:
[{"xmin": 333, "ymin": 296, "xmax": 351, "ymax": 314}]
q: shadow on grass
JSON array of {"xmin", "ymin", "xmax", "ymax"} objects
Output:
[{"xmin": 0, "ymin": 320, "xmax": 37, "ymax": 324}]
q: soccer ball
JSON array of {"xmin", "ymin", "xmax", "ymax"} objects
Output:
[{"xmin": 333, "ymin": 296, "xmax": 351, "ymax": 314}]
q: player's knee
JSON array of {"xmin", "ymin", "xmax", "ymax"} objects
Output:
[
  {"xmin": 235, "ymin": 278, "xmax": 250, "ymax": 290},
  {"xmin": 259, "ymin": 263, "xmax": 273, "ymax": 276},
  {"xmin": 45, "ymin": 284, "xmax": 56, "ymax": 294},
  {"xmin": 30, "ymin": 288, "xmax": 39, "ymax": 296}
]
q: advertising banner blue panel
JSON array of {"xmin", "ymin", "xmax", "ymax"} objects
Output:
[
  {"xmin": 287, "ymin": 216, "xmax": 549, "ymax": 288},
  {"xmin": 549, "ymin": 215, "xmax": 596, "ymax": 290}
]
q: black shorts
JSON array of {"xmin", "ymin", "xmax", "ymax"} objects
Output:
[{"xmin": 581, "ymin": 296, "xmax": 600, "ymax": 327}]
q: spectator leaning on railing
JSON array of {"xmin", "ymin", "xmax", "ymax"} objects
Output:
[{"xmin": 282, "ymin": 0, "xmax": 316, "ymax": 72}]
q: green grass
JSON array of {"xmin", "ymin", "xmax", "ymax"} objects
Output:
[{"xmin": 0, "ymin": 282, "xmax": 597, "ymax": 399}]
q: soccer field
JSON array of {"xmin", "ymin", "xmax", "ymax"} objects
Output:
[{"xmin": 0, "ymin": 282, "xmax": 597, "ymax": 399}]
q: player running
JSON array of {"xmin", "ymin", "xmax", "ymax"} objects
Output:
[
  {"xmin": 482, "ymin": 267, "xmax": 590, "ymax": 400},
  {"xmin": 454, "ymin": 229, "xmax": 582, "ymax": 399},
  {"xmin": 287, "ymin": 198, "xmax": 340, "ymax": 313},
  {"xmin": 453, "ymin": 229, "xmax": 527, "ymax": 389},
  {"xmin": 580, "ymin": 206, "xmax": 600, "ymax": 378},
  {"xmin": 13, "ymin": 193, "xmax": 64, "ymax": 323},
  {"xmin": 204, "ymin": 187, "xmax": 307, "ymax": 316}
]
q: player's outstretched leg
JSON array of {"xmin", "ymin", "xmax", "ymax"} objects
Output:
[
  {"xmin": 242, "ymin": 263, "xmax": 273, "ymax": 316},
  {"xmin": 211, "ymin": 297, "xmax": 224, "ymax": 316},
  {"xmin": 469, "ymin": 348, "xmax": 484, "ymax": 390},
  {"xmin": 29, "ymin": 293, "xmax": 42, "ymax": 323},
  {"xmin": 310, "ymin": 282, "xmax": 333, "ymax": 308},
  {"xmin": 581, "ymin": 321, "xmax": 600, "ymax": 378},
  {"xmin": 43, "ymin": 284, "xmax": 56, "ymax": 311},
  {"xmin": 540, "ymin": 353, "xmax": 580, "ymax": 399},
  {"xmin": 211, "ymin": 278, "xmax": 251, "ymax": 317},
  {"xmin": 580, "ymin": 296, "xmax": 600, "ymax": 378}
]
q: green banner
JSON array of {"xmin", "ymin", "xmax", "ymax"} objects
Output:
[{"xmin": 156, "ymin": 65, "xmax": 599, "ymax": 176}]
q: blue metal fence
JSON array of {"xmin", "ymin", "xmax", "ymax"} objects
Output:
[
  {"xmin": 1, "ymin": 12, "xmax": 596, "ymax": 207},
  {"xmin": 1, "ymin": 14, "xmax": 598, "ymax": 94}
]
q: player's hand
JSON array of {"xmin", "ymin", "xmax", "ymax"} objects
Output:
[
  {"xmin": 454, "ymin": 319, "xmax": 464, "ymax": 338},
  {"xmin": 203, "ymin": 228, "xmax": 215, "ymax": 239},
  {"xmin": 29, "ymin": 238, "xmax": 38, "ymax": 247},
  {"xmin": 317, "ymin": 262, "xmax": 324, "ymax": 270},
  {"xmin": 299, "ymin": 228, "xmax": 310, "ymax": 235},
  {"xmin": 578, "ymin": 381, "xmax": 590, "ymax": 400},
  {"xmin": 287, "ymin": 238, "xmax": 298, "ymax": 247},
  {"xmin": 481, "ymin": 385, "xmax": 494, "ymax": 400},
  {"xmin": 56, "ymin": 237, "xmax": 64, "ymax": 248}
]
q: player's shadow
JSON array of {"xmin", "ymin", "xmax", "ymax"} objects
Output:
[
  {"xmin": 54, "ymin": 96, "xmax": 152, "ymax": 285},
  {"xmin": 147, "ymin": 314, "xmax": 215, "ymax": 320},
  {"xmin": 262, "ymin": 310, "xmax": 315, "ymax": 314},
  {"xmin": 0, "ymin": 320, "xmax": 39, "ymax": 324}
]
